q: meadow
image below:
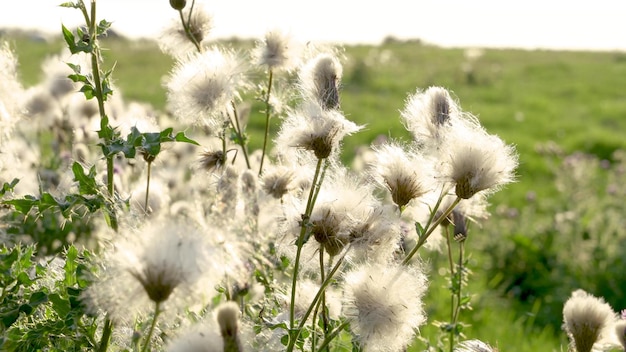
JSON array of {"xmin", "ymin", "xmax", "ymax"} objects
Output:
[{"xmin": 2, "ymin": 16, "xmax": 626, "ymax": 352}]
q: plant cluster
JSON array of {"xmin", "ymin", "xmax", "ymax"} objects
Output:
[
  {"xmin": 0, "ymin": 1, "xmax": 533, "ymax": 351},
  {"xmin": 482, "ymin": 148, "xmax": 626, "ymax": 336}
]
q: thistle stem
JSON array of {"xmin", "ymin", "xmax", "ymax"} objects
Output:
[
  {"xmin": 258, "ymin": 69, "xmax": 274, "ymax": 176},
  {"xmin": 96, "ymin": 316, "xmax": 113, "ymax": 352},
  {"xmin": 445, "ymin": 227, "xmax": 456, "ymax": 352},
  {"xmin": 178, "ymin": 7, "xmax": 201, "ymax": 52},
  {"xmin": 230, "ymin": 102, "xmax": 251, "ymax": 169},
  {"xmin": 144, "ymin": 161, "xmax": 152, "ymax": 215},
  {"xmin": 289, "ymin": 158, "xmax": 324, "ymax": 331},
  {"xmin": 316, "ymin": 321, "xmax": 349, "ymax": 352},
  {"xmin": 287, "ymin": 248, "xmax": 347, "ymax": 352},
  {"xmin": 319, "ymin": 246, "xmax": 329, "ymax": 352},
  {"xmin": 402, "ymin": 196, "xmax": 461, "ymax": 265},
  {"xmin": 141, "ymin": 301, "xmax": 162, "ymax": 352}
]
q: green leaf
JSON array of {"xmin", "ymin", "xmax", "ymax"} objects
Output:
[
  {"xmin": 49, "ymin": 293, "xmax": 71, "ymax": 317},
  {"xmin": 3, "ymin": 196, "xmax": 37, "ymax": 214},
  {"xmin": 72, "ymin": 162, "xmax": 99, "ymax": 195},
  {"xmin": 415, "ymin": 221, "xmax": 425, "ymax": 238},
  {"xmin": 67, "ymin": 73, "xmax": 90, "ymax": 84},
  {"xmin": 97, "ymin": 19, "xmax": 112, "ymax": 36},
  {"xmin": 29, "ymin": 291, "xmax": 49, "ymax": 306},
  {"xmin": 1, "ymin": 309, "xmax": 20, "ymax": 328},
  {"xmin": 59, "ymin": 2, "xmax": 80, "ymax": 8},
  {"xmin": 79, "ymin": 84, "xmax": 95, "ymax": 99},
  {"xmin": 0, "ymin": 178, "xmax": 19, "ymax": 196},
  {"xmin": 17, "ymin": 272, "xmax": 34, "ymax": 286},
  {"xmin": 61, "ymin": 24, "xmax": 76, "ymax": 51},
  {"xmin": 174, "ymin": 131, "xmax": 200, "ymax": 145},
  {"xmin": 64, "ymin": 246, "xmax": 78, "ymax": 286}
]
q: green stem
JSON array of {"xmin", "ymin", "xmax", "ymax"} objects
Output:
[
  {"xmin": 316, "ymin": 321, "xmax": 349, "ymax": 352},
  {"xmin": 105, "ymin": 156, "xmax": 118, "ymax": 231},
  {"xmin": 84, "ymin": 0, "xmax": 118, "ymax": 231},
  {"xmin": 445, "ymin": 227, "xmax": 455, "ymax": 352},
  {"xmin": 144, "ymin": 161, "xmax": 152, "ymax": 214},
  {"xmin": 287, "ymin": 249, "xmax": 347, "ymax": 352},
  {"xmin": 402, "ymin": 196, "xmax": 462, "ymax": 265},
  {"xmin": 141, "ymin": 301, "xmax": 162, "ymax": 352},
  {"xmin": 230, "ymin": 102, "xmax": 251, "ymax": 169},
  {"xmin": 97, "ymin": 316, "xmax": 113, "ymax": 352},
  {"xmin": 319, "ymin": 247, "xmax": 329, "ymax": 352},
  {"xmin": 178, "ymin": 8, "xmax": 202, "ymax": 52},
  {"xmin": 289, "ymin": 158, "xmax": 324, "ymax": 330},
  {"xmin": 453, "ymin": 241, "xmax": 465, "ymax": 323},
  {"xmin": 258, "ymin": 69, "xmax": 274, "ymax": 176}
]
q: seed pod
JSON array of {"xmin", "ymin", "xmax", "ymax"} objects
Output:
[{"xmin": 169, "ymin": 0, "xmax": 187, "ymax": 10}]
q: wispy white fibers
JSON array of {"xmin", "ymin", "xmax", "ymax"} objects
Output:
[
  {"xmin": 0, "ymin": 42, "xmax": 24, "ymax": 141},
  {"xmin": 159, "ymin": 3, "xmax": 213, "ymax": 57},
  {"xmin": 299, "ymin": 53, "xmax": 343, "ymax": 110},
  {"xmin": 344, "ymin": 262, "xmax": 428, "ymax": 352},
  {"xmin": 165, "ymin": 47, "xmax": 249, "ymax": 132},
  {"xmin": 83, "ymin": 217, "xmax": 222, "ymax": 324},
  {"xmin": 369, "ymin": 142, "xmax": 436, "ymax": 209},
  {"xmin": 275, "ymin": 101, "xmax": 362, "ymax": 161},
  {"xmin": 443, "ymin": 122, "xmax": 518, "ymax": 199},
  {"xmin": 455, "ymin": 339, "xmax": 499, "ymax": 352},
  {"xmin": 563, "ymin": 289, "xmax": 618, "ymax": 352},
  {"xmin": 400, "ymin": 86, "xmax": 460, "ymax": 150},
  {"xmin": 254, "ymin": 30, "xmax": 301, "ymax": 72}
]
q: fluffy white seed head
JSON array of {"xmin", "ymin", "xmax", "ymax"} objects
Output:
[
  {"xmin": 254, "ymin": 30, "xmax": 301, "ymax": 72},
  {"xmin": 370, "ymin": 142, "xmax": 436, "ymax": 209},
  {"xmin": 563, "ymin": 289, "xmax": 617, "ymax": 352},
  {"xmin": 344, "ymin": 263, "xmax": 428, "ymax": 351},
  {"xmin": 83, "ymin": 218, "xmax": 218, "ymax": 323},
  {"xmin": 166, "ymin": 47, "xmax": 249, "ymax": 132},
  {"xmin": 0, "ymin": 42, "xmax": 24, "ymax": 140},
  {"xmin": 159, "ymin": 4, "xmax": 213, "ymax": 57},
  {"xmin": 349, "ymin": 204, "xmax": 403, "ymax": 263},
  {"xmin": 444, "ymin": 123, "xmax": 518, "ymax": 199},
  {"xmin": 299, "ymin": 53, "xmax": 343, "ymax": 109},
  {"xmin": 276, "ymin": 101, "xmax": 362, "ymax": 160},
  {"xmin": 401, "ymin": 86, "xmax": 460, "ymax": 149}
]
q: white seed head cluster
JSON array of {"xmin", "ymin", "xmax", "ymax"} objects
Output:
[
  {"xmin": 166, "ymin": 47, "xmax": 249, "ymax": 131},
  {"xmin": 344, "ymin": 263, "xmax": 428, "ymax": 352},
  {"xmin": 563, "ymin": 289, "xmax": 617, "ymax": 352},
  {"xmin": 159, "ymin": 4, "xmax": 213, "ymax": 57},
  {"xmin": 254, "ymin": 30, "xmax": 301, "ymax": 72}
]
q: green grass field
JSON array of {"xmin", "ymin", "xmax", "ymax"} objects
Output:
[{"xmin": 4, "ymin": 30, "xmax": 626, "ymax": 351}]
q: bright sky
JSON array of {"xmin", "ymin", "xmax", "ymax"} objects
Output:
[{"xmin": 1, "ymin": 0, "xmax": 625, "ymax": 51}]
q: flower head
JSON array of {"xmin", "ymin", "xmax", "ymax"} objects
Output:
[
  {"xmin": 83, "ymin": 218, "xmax": 218, "ymax": 323},
  {"xmin": 444, "ymin": 123, "xmax": 518, "ymax": 199},
  {"xmin": 344, "ymin": 263, "xmax": 428, "ymax": 351},
  {"xmin": 401, "ymin": 86, "xmax": 460, "ymax": 149},
  {"xmin": 563, "ymin": 289, "xmax": 617, "ymax": 352},
  {"xmin": 299, "ymin": 53, "xmax": 343, "ymax": 109},
  {"xmin": 254, "ymin": 30, "xmax": 300, "ymax": 72},
  {"xmin": 166, "ymin": 47, "xmax": 249, "ymax": 131},
  {"xmin": 260, "ymin": 165, "xmax": 295, "ymax": 199},
  {"xmin": 0, "ymin": 42, "xmax": 24, "ymax": 140},
  {"xmin": 369, "ymin": 142, "xmax": 435, "ymax": 209},
  {"xmin": 276, "ymin": 101, "xmax": 361, "ymax": 160},
  {"xmin": 159, "ymin": 4, "xmax": 213, "ymax": 57},
  {"xmin": 349, "ymin": 204, "xmax": 403, "ymax": 263},
  {"xmin": 216, "ymin": 301, "xmax": 243, "ymax": 352}
]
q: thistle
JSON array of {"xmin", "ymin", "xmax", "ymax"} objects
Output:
[{"xmin": 563, "ymin": 289, "xmax": 617, "ymax": 352}]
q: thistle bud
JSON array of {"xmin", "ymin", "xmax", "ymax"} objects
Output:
[{"xmin": 169, "ymin": 0, "xmax": 186, "ymax": 10}]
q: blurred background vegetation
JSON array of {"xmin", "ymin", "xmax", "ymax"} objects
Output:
[{"xmin": 3, "ymin": 29, "xmax": 626, "ymax": 351}]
